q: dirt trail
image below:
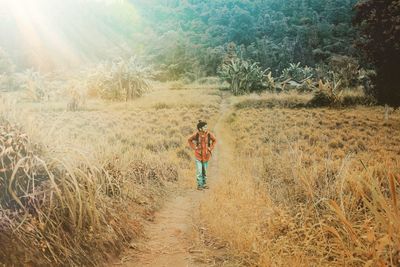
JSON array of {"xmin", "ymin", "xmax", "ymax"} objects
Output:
[{"xmin": 113, "ymin": 93, "xmax": 233, "ymax": 267}]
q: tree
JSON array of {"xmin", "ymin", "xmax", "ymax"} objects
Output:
[{"xmin": 353, "ymin": 0, "xmax": 400, "ymax": 107}]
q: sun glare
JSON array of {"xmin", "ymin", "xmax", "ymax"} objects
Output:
[{"xmin": 0, "ymin": 0, "xmax": 140, "ymax": 70}]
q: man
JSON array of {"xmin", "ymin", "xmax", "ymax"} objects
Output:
[{"xmin": 187, "ymin": 120, "xmax": 217, "ymax": 190}]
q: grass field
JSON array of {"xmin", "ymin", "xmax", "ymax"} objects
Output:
[
  {"xmin": 200, "ymin": 93, "xmax": 400, "ymax": 266},
  {"xmin": 0, "ymin": 86, "xmax": 221, "ymax": 266},
  {"xmin": 1, "ymin": 87, "xmax": 399, "ymax": 266}
]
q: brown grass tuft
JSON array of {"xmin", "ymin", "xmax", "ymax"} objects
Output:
[{"xmin": 201, "ymin": 102, "xmax": 400, "ymax": 266}]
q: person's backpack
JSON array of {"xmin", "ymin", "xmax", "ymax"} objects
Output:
[{"xmin": 195, "ymin": 132, "xmax": 211, "ymax": 147}]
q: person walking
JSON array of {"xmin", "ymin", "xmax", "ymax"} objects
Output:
[{"xmin": 188, "ymin": 120, "xmax": 217, "ymax": 190}]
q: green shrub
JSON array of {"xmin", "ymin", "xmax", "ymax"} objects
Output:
[
  {"xmin": 88, "ymin": 57, "xmax": 152, "ymax": 101},
  {"xmin": 219, "ymin": 58, "xmax": 269, "ymax": 95},
  {"xmin": 328, "ymin": 56, "xmax": 360, "ymax": 88},
  {"xmin": 280, "ymin": 63, "xmax": 314, "ymax": 83}
]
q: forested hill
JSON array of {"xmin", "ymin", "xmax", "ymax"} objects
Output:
[
  {"xmin": 133, "ymin": 0, "xmax": 359, "ymax": 79},
  {"xmin": 1, "ymin": 0, "xmax": 359, "ymax": 77}
]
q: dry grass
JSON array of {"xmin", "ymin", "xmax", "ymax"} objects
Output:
[
  {"xmin": 234, "ymin": 91, "xmax": 311, "ymax": 109},
  {"xmin": 234, "ymin": 89, "xmax": 376, "ymax": 110},
  {"xmin": 201, "ymin": 97, "xmax": 400, "ymax": 266},
  {"xmin": 0, "ymin": 86, "xmax": 221, "ymax": 266}
]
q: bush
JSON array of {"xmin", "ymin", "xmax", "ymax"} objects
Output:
[
  {"xmin": 88, "ymin": 57, "xmax": 152, "ymax": 101},
  {"xmin": 66, "ymin": 86, "xmax": 87, "ymax": 111},
  {"xmin": 219, "ymin": 58, "xmax": 269, "ymax": 95},
  {"xmin": 309, "ymin": 89, "xmax": 336, "ymax": 107},
  {"xmin": 328, "ymin": 55, "xmax": 360, "ymax": 88},
  {"xmin": 0, "ymin": 117, "xmax": 175, "ymax": 266},
  {"xmin": 280, "ymin": 62, "xmax": 314, "ymax": 83},
  {"xmin": 0, "ymin": 118, "xmax": 133, "ymax": 266},
  {"xmin": 21, "ymin": 69, "xmax": 50, "ymax": 102},
  {"xmin": 309, "ymin": 80, "xmax": 377, "ymax": 107},
  {"xmin": 357, "ymin": 68, "xmax": 376, "ymax": 96},
  {"xmin": 308, "ymin": 79, "xmax": 343, "ymax": 107}
]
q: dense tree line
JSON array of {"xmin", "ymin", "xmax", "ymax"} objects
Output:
[
  {"xmin": 132, "ymin": 0, "xmax": 359, "ymax": 80},
  {"xmin": 2, "ymin": 0, "xmax": 398, "ymax": 106},
  {"xmin": 0, "ymin": 0, "xmax": 361, "ymax": 79}
]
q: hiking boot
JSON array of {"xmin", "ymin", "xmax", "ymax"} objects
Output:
[
  {"xmin": 203, "ymin": 185, "xmax": 209, "ymax": 189},
  {"xmin": 197, "ymin": 186, "xmax": 204, "ymax": 190}
]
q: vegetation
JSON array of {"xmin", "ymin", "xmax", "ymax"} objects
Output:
[
  {"xmin": 201, "ymin": 99, "xmax": 400, "ymax": 266},
  {"xmin": 88, "ymin": 57, "xmax": 152, "ymax": 101},
  {"xmin": 0, "ymin": 88, "xmax": 220, "ymax": 266},
  {"xmin": 219, "ymin": 58, "xmax": 269, "ymax": 95},
  {"xmin": 353, "ymin": 0, "xmax": 400, "ymax": 107},
  {"xmin": 0, "ymin": 0, "xmax": 399, "ymax": 266},
  {"xmin": 281, "ymin": 63, "xmax": 314, "ymax": 83},
  {"xmin": 134, "ymin": 0, "xmax": 358, "ymax": 79}
]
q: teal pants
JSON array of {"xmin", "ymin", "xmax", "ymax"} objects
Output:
[{"xmin": 195, "ymin": 159, "xmax": 209, "ymax": 187}]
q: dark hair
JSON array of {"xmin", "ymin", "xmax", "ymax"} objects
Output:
[{"xmin": 197, "ymin": 120, "xmax": 207, "ymax": 130}]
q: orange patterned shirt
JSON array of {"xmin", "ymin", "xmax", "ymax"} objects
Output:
[{"xmin": 187, "ymin": 131, "xmax": 217, "ymax": 162}]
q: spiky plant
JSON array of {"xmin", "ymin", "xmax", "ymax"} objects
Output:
[
  {"xmin": 281, "ymin": 62, "xmax": 314, "ymax": 83},
  {"xmin": 219, "ymin": 58, "xmax": 269, "ymax": 95},
  {"xmin": 90, "ymin": 57, "xmax": 152, "ymax": 101},
  {"xmin": 309, "ymin": 79, "xmax": 344, "ymax": 107},
  {"xmin": 21, "ymin": 69, "xmax": 49, "ymax": 102},
  {"xmin": 265, "ymin": 71, "xmax": 275, "ymax": 91}
]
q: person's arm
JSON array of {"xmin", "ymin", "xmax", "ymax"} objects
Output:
[
  {"xmin": 209, "ymin": 133, "xmax": 217, "ymax": 151},
  {"xmin": 188, "ymin": 132, "xmax": 198, "ymax": 150}
]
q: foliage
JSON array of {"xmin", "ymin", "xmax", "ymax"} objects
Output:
[
  {"xmin": 353, "ymin": 0, "xmax": 400, "ymax": 107},
  {"xmin": 21, "ymin": 69, "xmax": 50, "ymax": 102},
  {"xmin": 88, "ymin": 57, "xmax": 152, "ymax": 101},
  {"xmin": 265, "ymin": 71, "xmax": 275, "ymax": 92},
  {"xmin": 134, "ymin": 0, "xmax": 358, "ymax": 78},
  {"xmin": 309, "ymin": 79, "xmax": 344, "ymax": 107},
  {"xmin": 0, "ymin": 0, "xmax": 362, "ymax": 80},
  {"xmin": 280, "ymin": 62, "xmax": 314, "ymax": 83},
  {"xmin": 327, "ymin": 56, "xmax": 360, "ymax": 88},
  {"xmin": 357, "ymin": 68, "xmax": 376, "ymax": 96},
  {"xmin": 219, "ymin": 58, "xmax": 269, "ymax": 95},
  {"xmin": 67, "ymin": 86, "xmax": 86, "ymax": 111}
]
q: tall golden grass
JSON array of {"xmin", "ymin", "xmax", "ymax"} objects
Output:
[
  {"xmin": 201, "ymin": 97, "xmax": 400, "ymax": 266},
  {"xmin": 0, "ymin": 87, "xmax": 221, "ymax": 266}
]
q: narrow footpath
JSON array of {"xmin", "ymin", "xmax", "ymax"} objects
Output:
[{"xmin": 113, "ymin": 92, "xmax": 234, "ymax": 267}]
